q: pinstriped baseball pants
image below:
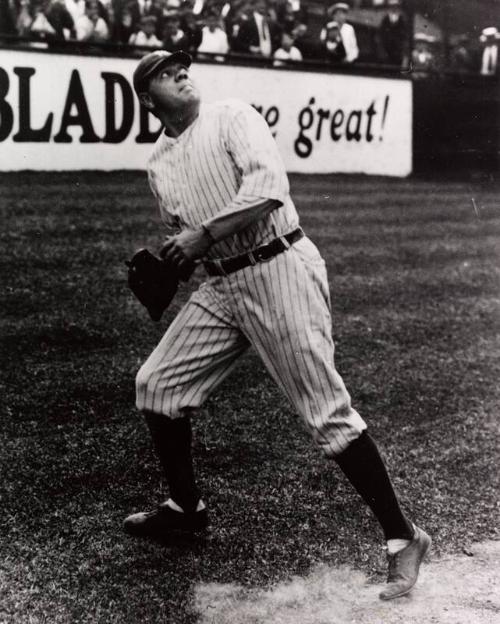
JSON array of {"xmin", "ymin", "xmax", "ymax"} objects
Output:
[{"xmin": 136, "ymin": 236, "xmax": 367, "ymax": 457}]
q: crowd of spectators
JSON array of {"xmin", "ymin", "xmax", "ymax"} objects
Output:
[
  {"xmin": 409, "ymin": 26, "xmax": 499, "ymax": 76},
  {"xmin": 1, "ymin": 0, "xmax": 498, "ymax": 74},
  {"xmin": 0, "ymin": 0, "xmax": 330, "ymax": 65}
]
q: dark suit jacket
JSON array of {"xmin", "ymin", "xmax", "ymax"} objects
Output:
[
  {"xmin": 378, "ymin": 14, "xmax": 409, "ymax": 65},
  {"xmin": 323, "ymin": 39, "xmax": 346, "ymax": 64},
  {"xmin": 0, "ymin": 0, "xmax": 17, "ymax": 35},
  {"xmin": 234, "ymin": 12, "xmax": 280, "ymax": 54},
  {"xmin": 180, "ymin": 22, "xmax": 203, "ymax": 55},
  {"xmin": 46, "ymin": 3, "xmax": 75, "ymax": 39},
  {"xmin": 163, "ymin": 31, "xmax": 190, "ymax": 52},
  {"xmin": 127, "ymin": 0, "xmax": 163, "ymax": 36}
]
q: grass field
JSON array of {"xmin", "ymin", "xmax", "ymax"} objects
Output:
[{"xmin": 1, "ymin": 172, "xmax": 499, "ymax": 624}]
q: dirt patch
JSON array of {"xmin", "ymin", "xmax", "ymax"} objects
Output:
[{"xmin": 194, "ymin": 541, "xmax": 500, "ymax": 624}]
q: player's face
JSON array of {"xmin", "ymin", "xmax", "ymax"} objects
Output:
[{"xmin": 147, "ymin": 63, "xmax": 200, "ymax": 114}]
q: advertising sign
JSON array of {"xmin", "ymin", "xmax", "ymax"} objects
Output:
[{"xmin": 0, "ymin": 49, "xmax": 412, "ymax": 175}]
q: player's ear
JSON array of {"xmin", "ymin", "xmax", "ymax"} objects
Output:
[{"xmin": 139, "ymin": 92, "xmax": 154, "ymax": 110}]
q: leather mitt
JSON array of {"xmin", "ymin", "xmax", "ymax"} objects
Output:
[{"xmin": 126, "ymin": 248, "xmax": 180, "ymax": 322}]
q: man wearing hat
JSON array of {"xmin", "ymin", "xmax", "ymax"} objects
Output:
[
  {"xmin": 321, "ymin": 2, "xmax": 358, "ymax": 63},
  {"xmin": 124, "ymin": 49, "xmax": 431, "ymax": 602},
  {"xmin": 378, "ymin": 0, "xmax": 409, "ymax": 68},
  {"xmin": 234, "ymin": 0, "xmax": 280, "ymax": 58},
  {"xmin": 412, "ymin": 32, "xmax": 436, "ymax": 73},
  {"xmin": 480, "ymin": 27, "xmax": 499, "ymax": 76},
  {"xmin": 450, "ymin": 34, "xmax": 474, "ymax": 74}
]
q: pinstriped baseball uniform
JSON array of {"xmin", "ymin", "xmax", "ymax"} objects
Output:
[{"xmin": 136, "ymin": 98, "xmax": 366, "ymax": 457}]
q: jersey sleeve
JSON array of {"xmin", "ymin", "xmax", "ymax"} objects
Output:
[
  {"xmin": 147, "ymin": 166, "xmax": 181, "ymax": 233},
  {"xmin": 201, "ymin": 101, "xmax": 289, "ymax": 242}
]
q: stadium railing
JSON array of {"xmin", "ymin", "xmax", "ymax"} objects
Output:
[{"xmin": 0, "ymin": 33, "xmax": 417, "ymax": 80}]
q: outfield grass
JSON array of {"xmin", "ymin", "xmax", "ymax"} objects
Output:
[{"xmin": 1, "ymin": 172, "xmax": 499, "ymax": 623}]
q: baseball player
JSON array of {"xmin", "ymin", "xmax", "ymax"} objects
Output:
[{"xmin": 124, "ymin": 49, "xmax": 431, "ymax": 601}]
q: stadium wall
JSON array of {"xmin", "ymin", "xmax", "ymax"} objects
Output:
[
  {"xmin": 413, "ymin": 75, "xmax": 500, "ymax": 174},
  {"xmin": 0, "ymin": 48, "xmax": 412, "ymax": 176}
]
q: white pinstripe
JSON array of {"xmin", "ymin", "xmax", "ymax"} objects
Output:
[
  {"xmin": 147, "ymin": 99, "xmax": 297, "ymax": 255},
  {"xmin": 137, "ymin": 99, "xmax": 367, "ymax": 457}
]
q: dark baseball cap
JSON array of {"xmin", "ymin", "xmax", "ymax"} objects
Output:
[{"xmin": 133, "ymin": 50, "xmax": 192, "ymax": 95}]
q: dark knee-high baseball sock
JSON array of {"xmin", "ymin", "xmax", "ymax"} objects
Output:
[
  {"xmin": 334, "ymin": 430, "xmax": 414, "ymax": 541},
  {"xmin": 144, "ymin": 411, "xmax": 201, "ymax": 513}
]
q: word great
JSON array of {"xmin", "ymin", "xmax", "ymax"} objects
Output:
[{"xmin": 294, "ymin": 96, "xmax": 390, "ymax": 158}]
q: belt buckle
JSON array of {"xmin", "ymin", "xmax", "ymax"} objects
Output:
[
  {"xmin": 254, "ymin": 247, "xmax": 269, "ymax": 263},
  {"xmin": 247, "ymin": 250, "xmax": 257, "ymax": 266}
]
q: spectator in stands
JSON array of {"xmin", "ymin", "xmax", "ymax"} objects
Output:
[
  {"xmin": 16, "ymin": 0, "xmax": 34, "ymax": 36},
  {"xmin": 266, "ymin": 0, "xmax": 282, "ymax": 44},
  {"xmin": 162, "ymin": 10, "xmax": 188, "ymax": 50},
  {"xmin": 225, "ymin": 0, "xmax": 250, "ymax": 52},
  {"xmin": 179, "ymin": 0, "xmax": 196, "ymax": 12},
  {"xmin": 321, "ymin": 2, "xmax": 358, "ymax": 63},
  {"xmin": 75, "ymin": 0, "xmax": 109, "ymax": 39},
  {"xmin": 128, "ymin": 0, "xmax": 163, "ymax": 38},
  {"xmin": 450, "ymin": 34, "xmax": 474, "ymax": 74},
  {"xmin": 277, "ymin": 0, "xmax": 298, "ymax": 34},
  {"xmin": 30, "ymin": 0, "xmax": 75, "ymax": 41},
  {"xmin": 219, "ymin": 0, "xmax": 232, "ymax": 21},
  {"xmin": 411, "ymin": 33, "xmax": 436, "ymax": 74},
  {"xmin": 479, "ymin": 27, "xmax": 499, "ymax": 76},
  {"xmin": 30, "ymin": 1, "xmax": 57, "ymax": 39},
  {"xmin": 322, "ymin": 20, "xmax": 346, "ymax": 63},
  {"xmin": 192, "ymin": 0, "xmax": 227, "ymax": 20},
  {"xmin": 197, "ymin": 9, "xmax": 229, "ymax": 60},
  {"xmin": 234, "ymin": 0, "xmax": 280, "ymax": 58},
  {"xmin": 179, "ymin": 9, "xmax": 202, "ymax": 55},
  {"xmin": 0, "ymin": 0, "xmax": 17, "ymax": 36},
  {"xmin": 292, "ymin": 22, "xmax": 318, "ymax": 59},
  {"xmin": 65, "ymin": 0, "xmax": 86, "ymax": 27},
  {"xmin": 177, "ymin": 0, "xmax": 194, "ymax": 22},
  {"xmin": 264, "ymin": 0, "xmax": 278, "ymax": 26},
  {"xmin": 129, "ymin": 13, "xmax": 161, "ymax": 44},
  {"xmin": 113, "ymin": 3, "xmax": 134, "ymax": 41},
  {"xmin": 273, "ymin": 30, "xmax": 301, "ymax": 65},
  {"xmin": 288, "ymin": 0, "xmax": 307, "ymax": 27},
  {"xmin": 191, "ymin": 0, "xmax": 208, "ymax": 18},
  {"xmin": 165, "ymin": 0, "xmax": 181, "ymax": 10},
  {"xmin": 65, "ymin": 0, "xmax": 109, "ymax": 31},
  {"xmin": 378, "ymin": 0, "xmax": 409, "ymax": 67}
]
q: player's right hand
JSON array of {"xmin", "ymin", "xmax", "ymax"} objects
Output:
[{"xmin": 160, "ymin": 226, "xmax": 213, "ymax": 270}]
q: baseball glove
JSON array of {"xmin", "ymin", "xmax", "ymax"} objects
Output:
[{"xmin": 126, "ymin": 248, "xmax": 181, "ymax": 322}]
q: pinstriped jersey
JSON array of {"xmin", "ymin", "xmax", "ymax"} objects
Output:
[{"xmin": 147, "ymin": 98, "xmax": 300, "ymax": 260}]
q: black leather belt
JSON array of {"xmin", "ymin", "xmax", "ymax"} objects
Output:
[{"xmin": 204, "ymin": 228, "xmax": 304, "ymax": 277}]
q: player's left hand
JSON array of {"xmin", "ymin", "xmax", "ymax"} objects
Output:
[{"xmin": 160, "ymin": 227, "xmax": 213, "ymax": 271}]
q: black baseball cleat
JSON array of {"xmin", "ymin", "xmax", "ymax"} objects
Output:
[
  {"xmin": 379, "ymin": 525, "xmax": 432, "ymax": 600},
  {"xmin": 123, "ymin": 502, "xmax": 209, "ymax": 539}
]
